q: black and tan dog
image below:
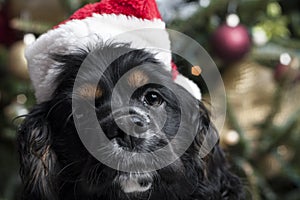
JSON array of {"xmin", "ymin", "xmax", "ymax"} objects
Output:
[{"xmin": 18, "ymin": 44, "xmax": 244, "ymax": 200}]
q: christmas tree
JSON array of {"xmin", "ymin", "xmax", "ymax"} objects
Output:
[{"xmin": 0, "ymin": 0, "xmax": 300, "ymax": 199}]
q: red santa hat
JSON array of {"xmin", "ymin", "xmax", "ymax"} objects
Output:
[{"xmin": 25, "ymin": 0, "xmax": 201, "ymax": 103}]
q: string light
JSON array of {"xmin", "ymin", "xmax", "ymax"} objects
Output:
[
  {"xmin": 279, "ymin": 53, "xmax": 292, "ymax": 66},
  {"xmin": 252, "ymin": 26, "xmax": 268, "ymax": 46},
  {"xmin": 191, "ymin": 65, "xmax": 202, "ymax": 76},
  {"xmin": 226, "ymin": 13, "xmax": 240, "ymax": 27},
  {"xmin": 225, "ymin": 130, "xmax": 240, "ymax": 145},
  {"xmin": 199, "ymin": 0, "xmax": 210, "ymax": 8},
  {"xmin": 17, "ymin": 94, "xmax": 27, "ymax": 104},
  {"xmin": 23, "ymin": 33, "xmax": 36, "ymax": 45}
]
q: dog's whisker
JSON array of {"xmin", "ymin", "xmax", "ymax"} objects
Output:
[
  {"xmin": 146, "ymin": 186, "xmax": 153, "ymax": 200},
  {"xmin": 72, "ymin": 177, "xmax": 84, "ymax": 200},
  {"xmin": 93, "ymin": 164, "xmax": 104, "ymax": 185},
  {"xmin": 62, "ymin": 110, "xmax": 76, "ymax": 129},
  {"xmin": 46, "ymin": 97, "xmax": 70, "ymax": 118},
  {"xmin": 57, "ymin": 160, "xmax": 83, "ymax": 176}
]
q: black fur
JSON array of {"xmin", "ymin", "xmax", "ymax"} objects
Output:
[{"xmin": 18, "ymin": 44, "xmax": 244, "ymax": 200}]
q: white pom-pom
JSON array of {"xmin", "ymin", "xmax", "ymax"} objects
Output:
[{"xmin": 174, "ymin": 74, "xmax": 201, "ymax": 100}]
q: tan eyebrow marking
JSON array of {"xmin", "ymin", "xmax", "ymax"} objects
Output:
[
  {"xmin": 127, "ymin": 70, "xmax": 149, "ymax": 88},
  {"xmin": 77, "ymin": 84, "xmax": 103, "ymax": 99}
]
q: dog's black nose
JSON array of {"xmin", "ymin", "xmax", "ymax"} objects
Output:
[
  {"xmin": 110, "ymin": 108, "xmax": 150, "ymax": 149},
  {"xmin": 120, "ymin": 114, "xmax": 149, "ymax": 149},
  {"xmin": 130, "ymin": 115, "xmax": 148, "ymax": 134}
]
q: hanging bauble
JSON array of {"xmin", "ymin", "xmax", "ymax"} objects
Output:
[
  {"xmin": 274, "ymin": 53, "xmax": 299, "ymax": 82},
  {"xmin": 211, "ymin": 14, "xmax": 251, "ymax": 62},
  {"xmin": 274, "ymin": 63, "xmax": 289, "ymax": 82}
]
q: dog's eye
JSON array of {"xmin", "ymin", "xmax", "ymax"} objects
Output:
[{"xmin": 143, "ymin": 91, "xmax": 163, "ymax": 107}]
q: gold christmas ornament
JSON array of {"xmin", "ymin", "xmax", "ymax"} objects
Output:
[
  {"xmin": 8, "ymin": 40, "xmax": 29, "ymax": 80},
  {"xmin": 219, "ymin": 59, "xmax": 300, "ymax": 151},
  {"xmin": 261, "ymin": 155, "xmax": 282, "ymax": 178},
  {"xmin": 222, "ymin": 60, "xmax": 275, "ymax": 139}
]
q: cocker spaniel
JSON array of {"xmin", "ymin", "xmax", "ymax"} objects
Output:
[{"xmin": 18, "ymin": 44, "xmax": 244, "ymax": 200}]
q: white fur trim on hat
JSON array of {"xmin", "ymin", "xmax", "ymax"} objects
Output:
[
  {"xmin": 25, "ymin": 14, "xmax": 171, "ymax": 102},
  {"xmin": 174, "ymin": 74, "xmax": 201, "ymax": 100}
]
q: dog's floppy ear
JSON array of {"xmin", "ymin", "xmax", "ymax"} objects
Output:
[
  {"xmin": 18, "ymin": 103, "xmax": 58, "ymax": 200},
  {"xmin": 195, "ymin": 101, "xmax": 244, "ymax": 199},
  {"xmin": 209, "ymin": 146, "xmax": 244, "ymax": 199}
]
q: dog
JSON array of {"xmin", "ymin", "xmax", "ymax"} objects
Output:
[{"xmin": 18, "ymin": 43, "xmax": 244, "ymax": 200}]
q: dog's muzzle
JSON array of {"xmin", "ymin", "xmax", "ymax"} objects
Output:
[{"xmin": 101, "ymin": 107, "xmax": 160, "ymax": 150}]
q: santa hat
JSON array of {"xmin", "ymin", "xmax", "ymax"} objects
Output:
[{"xmin": 25, "ymin": 0, "xmax": 201, "ymax": 103}]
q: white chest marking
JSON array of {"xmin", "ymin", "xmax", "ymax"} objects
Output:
[{"xmin": 120, "ymin": 178, "xmax": 152, "ymax": 193}]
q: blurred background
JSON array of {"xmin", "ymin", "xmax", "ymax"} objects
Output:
[{"xmin": 0, "ymin": 0, "xmax": 300, "ymax": 199}]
